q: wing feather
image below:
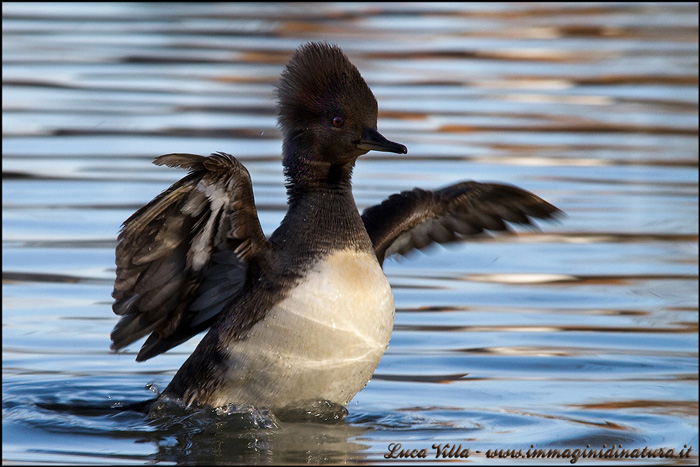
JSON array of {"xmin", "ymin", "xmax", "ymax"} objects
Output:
[
  {"xmin": 111, "ymin": 152, "xmax": 267, "ymax": 361},
  {"xmin": 362, "ymin": 181, "xmax": 562, "ymax": 265}
]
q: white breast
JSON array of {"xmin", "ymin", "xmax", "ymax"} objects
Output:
[{"xmin": 210, "ymin": 249, "xmax": 395, "ymax": 409}]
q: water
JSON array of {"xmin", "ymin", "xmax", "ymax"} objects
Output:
[{"xmin": 2, "ymin": 2, "xmax": 698, "ymax": 465}]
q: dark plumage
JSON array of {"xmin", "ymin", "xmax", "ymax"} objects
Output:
[
  {"xmin": 363, "ymin": 182, "xmax": 559, "ymax": 265},
  {"xmin": 112, "ymin": 152, "xmax": 265, "ymax": 361},
  {"xmin": 111, "ymin": 42, "xmax": 561, "ymax": 410}
]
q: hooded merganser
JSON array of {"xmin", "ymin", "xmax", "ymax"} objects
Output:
[{"xmin": 111, "ymin": 42, "xmax": 561, "ymax": 410}]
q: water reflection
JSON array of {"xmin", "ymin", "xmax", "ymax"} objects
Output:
[{"xmin": 23, "ymin": 397, "xmax": 374, "ymax": 465}]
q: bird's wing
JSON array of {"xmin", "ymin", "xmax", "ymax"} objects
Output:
[
  {"xmin": 111, "ymin": 152, "xmax": 268, "ymax": 361},
  {"xmin": 362, "ymin": 181, "xmax": 562, "ymax": 265}
]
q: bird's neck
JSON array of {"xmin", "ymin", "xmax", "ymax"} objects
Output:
[
  {"xmin": 273, "ymin": 138, "xmax": 371, "ymax": 254},
  {"xmin": 282, "ymin": 139, "xmax": 355, "ymax": 206}
]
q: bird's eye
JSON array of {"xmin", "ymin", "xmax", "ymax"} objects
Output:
[{"xmin": 332, "ymin": 116, "xmax": 344, "ymax": 128}]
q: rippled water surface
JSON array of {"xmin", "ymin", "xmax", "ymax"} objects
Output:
[{"xmin": 3, "ymin": 3, "xmax": 698, "ymax": 465}]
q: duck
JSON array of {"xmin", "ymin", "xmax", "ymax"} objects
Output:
[{"xmin": 110, "ymin": 42, "xmax": 561, "ymax": 411}]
